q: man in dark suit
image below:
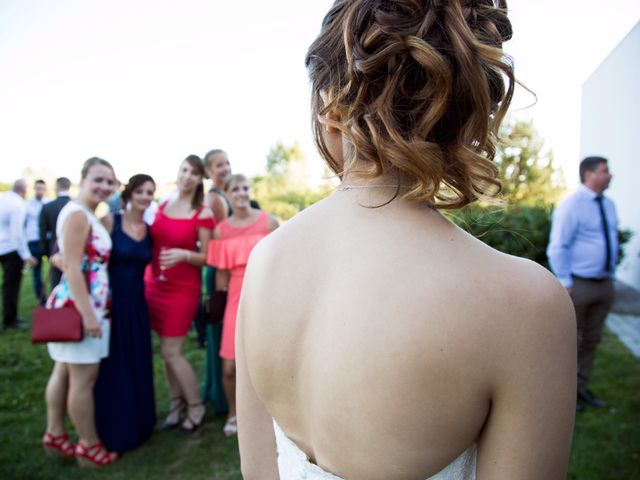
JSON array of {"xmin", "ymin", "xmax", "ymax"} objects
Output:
[{"xmin": 39, "ymin": 177, "xmax": 71, "ymax": 290}]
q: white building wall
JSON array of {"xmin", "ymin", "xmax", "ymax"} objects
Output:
[{"xmin": 581, "ymin": 22, "xmax": 640, "ymax": 289}]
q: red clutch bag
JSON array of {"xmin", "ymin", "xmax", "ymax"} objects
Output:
[{"xmin": 31, "ymin": 306, "xmax": 84, "ymax": 343}]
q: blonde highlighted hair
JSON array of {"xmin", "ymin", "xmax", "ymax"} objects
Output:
[
  {"xmin": 223, "ymin": 174, "xmax": 249, "ymax": 193},
  {"xmin": 306, "ymin": 0, "xmax": 515, "ymax": 208}
]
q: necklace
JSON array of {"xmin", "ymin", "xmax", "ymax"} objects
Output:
[{"xmin": 337, "ymin": 183, "xmax": 410, "ymax": 191}]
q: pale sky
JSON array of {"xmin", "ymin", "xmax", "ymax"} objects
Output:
[{"xmin": 1, "ymin": 0, "xmax": 639, "ymax": 190}]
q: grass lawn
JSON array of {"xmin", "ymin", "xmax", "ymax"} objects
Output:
[{"xmin": 1, "ymin": 264, "xmax": 639, "ymax": 479}]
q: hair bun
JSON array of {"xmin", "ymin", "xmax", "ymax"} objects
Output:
[{"xmin": 306, "ymin": 0, "xmax": 515, "ymax": 209}]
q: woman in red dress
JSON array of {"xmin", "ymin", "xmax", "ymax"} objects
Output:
[
  {"xmin": 207, "ymin": 174, "xmax": 278, "ymax": 436},
  {"xmin": 144, "ymin": 155, "xmax": 215, "ymax": 432}
]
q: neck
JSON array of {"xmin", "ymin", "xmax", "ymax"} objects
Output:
[
  {"xmin": 341, "ymin": 164, "xmax": 414, "ymax": 188},
  {"xmin": 232, "ymin": 205, "xmax": 251, "ymax": 219},
  {"xmin": 124, "ymin": 207, "xmax": 144, "ymax": 222},
  {"xmin": 584, "ymin": 183, "xmax": 604, "ymax": 195},
  {"xmin": 178, "ymin": 189, "xmax": 194, "ymax": 203},
  {"xmin": 214, "ymin": 179, "xmax": 225, "ymax": 190}
]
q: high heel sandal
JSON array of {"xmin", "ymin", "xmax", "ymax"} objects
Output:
[
  {"xmin": 223, "ymin": 416, "xmax": 238, "ymax": 437},
  {"xmin": 74, "ymin": 442, "xmax": 118, "ymax": 468},
  {"xmin": 42, "ymin": 432, "xmax": 75, "ymax": 458},
  {"xmin": 160, "ymin": 396, "xmax": 185, "ymax": 430},
  {"xmin": 180, "ymin": 402, "xmax": 206, "ymax": 433}
]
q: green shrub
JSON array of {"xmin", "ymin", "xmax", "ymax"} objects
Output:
[
  {"xmin": 448, "ymin": 204, "xmax": 553, "ymax": 267},
  {"xmin": 448, "ymin": 205, "xmax": 632, "ymax": 268}
]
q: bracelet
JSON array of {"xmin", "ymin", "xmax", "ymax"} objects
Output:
[{"xmin": 185, "ymin": 250, "xmax": 191, "ymax": 263}]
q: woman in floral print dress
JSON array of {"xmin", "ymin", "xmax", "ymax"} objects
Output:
[{"xmin": 42, "ymin": 157, "xmax": 119, "ymax": 467}]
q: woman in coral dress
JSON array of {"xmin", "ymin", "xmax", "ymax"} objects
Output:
[
  {"xmin": 145, "ymin": 155, "xmax": 215, "ymax": 432},
  {"xmin": 207, "ymin": 174, "xmax": 278, "ymax": 436}
]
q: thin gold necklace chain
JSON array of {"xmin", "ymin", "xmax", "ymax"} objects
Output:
[{"xmin": 337, "ymin": 184, "xmax": 411, "ymax": 191}]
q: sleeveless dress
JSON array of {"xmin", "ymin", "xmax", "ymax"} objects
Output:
[
  {"xmin": 202, "ymin": 187, "xmax": 231, "ymax": 413},
  {"xmin": 145, "ymin": 202, "xmax": 215, "ymax": 337},
  {"xmin": 207, "ymin": 211, "xmax": 271, "ymax": 360},
  {"xmin": 94, "ymin": 214, "xmax": 156, "ymax": 454},
  {"xmin": 273, "ymin": 420, "xmax": 477, "ymax": 480},
  {"xmin": 47, "ymin": 202, "xmax": 112, "ymax": 364}
]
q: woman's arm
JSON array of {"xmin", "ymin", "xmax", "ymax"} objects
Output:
[
  {"xmin": 61, "ymin": 211, "xmax": 102, "ymax": 337},
  {"xmin": 100, "ymin": 213, "xmax": 115, "ymax": 235},
  {"xmin": 268, "ymin": 214, "xmax": 280, "ymax": 233},
  {"xmin": 207, "ymin": 191, "xmax": 228, "ymax": 223},
  {"xmin": 236, "ymin": 256, "xmax": 279, "ymax": 479},
  {"xmin": 476, "ymin": 269, "xmax": 576, "ymax": 479}
]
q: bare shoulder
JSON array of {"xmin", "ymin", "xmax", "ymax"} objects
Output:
[
  {"xmin": 495, "ymin": 251, "xmax": 574, "ymax": 329},
  {"xmin": 243, "ymin": 200, "xmax": 328, "ymax": 291},
  {"xmin": 462, "ymin": 242, "xmax": 577, "ymax": 391},
  {"xmin": 267, "ymin": 213, "xmax": 279, "ymax": 231},
  {"xmin": 198, "ymin": 206, "xmax": 214, "ymax": 219},
  {"xmin": 465, "ymin": 241, "xmax": 577, "ymax": 477},
  {"xmin": 64, "ymin": 209, "xmax": 90, "ymax": 230}
]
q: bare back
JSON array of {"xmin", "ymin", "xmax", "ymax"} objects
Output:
[{"xmin": 238, "ymin": 191, "xmax": 576, "ymax": 479}]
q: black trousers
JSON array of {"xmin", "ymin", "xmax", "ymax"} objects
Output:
[
  {"xmin": 28, "ymin": 241, "xmax": 45, "ymax": 304},
  {"xmin": 0, "ymin": 251, "xmax": 24, "ymax": 328}
]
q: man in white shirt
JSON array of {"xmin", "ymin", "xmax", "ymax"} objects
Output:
[
  {"xmin": 25, "ymin": 179, "xmax": 49, "ymax": 305},
  {"xmin": 0, "ymin": 180, "xmax": 37, "ymax": 329}
]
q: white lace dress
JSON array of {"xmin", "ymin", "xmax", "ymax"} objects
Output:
[{"xmin": 273, "ymin": 420, "xmax": 476, "ymax": 480}]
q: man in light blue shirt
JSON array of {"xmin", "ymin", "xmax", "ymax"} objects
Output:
[
  {"xmin": 547, "ymin": 156, "xmax": 617, "ymax": 411},
  {"xmin": 25, "ymin": 179, "xmax": 49, "ymax": 304}
]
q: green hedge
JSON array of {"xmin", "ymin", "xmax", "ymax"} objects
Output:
[{"xmin": 448, "ymin": 205, "xmax": 632, "ymax": 268}]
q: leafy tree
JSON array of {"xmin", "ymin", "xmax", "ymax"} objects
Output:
[
  {"xmin": 495, "ymin": 119, "xmax": 565, "ymax": 205},
  {"xmin": 252, "ymin": 141, "xmax": 332, "ymax": 221}
]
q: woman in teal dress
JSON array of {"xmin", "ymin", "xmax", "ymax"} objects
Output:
[{"xmin": 201, "ymin": 149, "xmax": 232, "ymax": 414}]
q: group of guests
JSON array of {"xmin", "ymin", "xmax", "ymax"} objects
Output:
[
  {"xmin": 0, "ymin": 175, "xmax": 72, "ymax": 331},
  {"xmin": 37, "ymin": 150, "xmax": 277, "ymax": 467}
]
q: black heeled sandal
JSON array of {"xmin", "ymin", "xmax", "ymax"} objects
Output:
[
  {"xmin": 180, "ymin": 402, "xmax": 206, "ymax": 433},
  {"xmin": 160, "ymin": 396, "xmax": 185, "ymax": 431}
]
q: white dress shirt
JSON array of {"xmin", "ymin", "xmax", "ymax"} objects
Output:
[
  {"xmin": 0, "ymin": 191, "xmax": 31, "ymax": 259},
  {"xmin": 25, "ymin": 197, "xmax": 48, "ymax": 242}
]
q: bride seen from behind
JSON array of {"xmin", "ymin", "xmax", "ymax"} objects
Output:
[{"xmin": 237, "ymin": 1, "xmax": 576, "ymax": 479}]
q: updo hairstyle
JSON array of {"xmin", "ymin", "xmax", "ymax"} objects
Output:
[
  {"xmin": 203, "ymin": 149, "xmax": 227, "ymax": 179},
  {"xmin": 121, "ymin": 174, "xmax": 155, "ymax": 208},
  {"xmin": 306, "ymin": 0, "xmax": 515, "ymax": 208}
]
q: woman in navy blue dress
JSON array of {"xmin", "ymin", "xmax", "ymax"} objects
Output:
[{"xmin": 94, "ymin": 174, "xmax": 157, "ymax": 454}]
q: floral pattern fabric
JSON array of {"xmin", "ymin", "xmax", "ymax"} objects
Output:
[{"xmin": 47, "ymin": 201, "xmax": 113, "ymax": 364}]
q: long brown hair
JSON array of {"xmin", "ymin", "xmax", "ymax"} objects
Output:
[
  {"xmin": 306, "ymin": 0, "xmax": 514, "ymax": 209},
  {"xmin": 182, "ymin": 154, "xmax": 206, "ymax": 210}
]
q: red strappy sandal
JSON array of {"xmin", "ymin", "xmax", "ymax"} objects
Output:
[
  {"xmin": 42, "ymin": 432, "xmax": 75, "ymax": 458},
  {"xmin": 74, "ymin": 442, "xmax": 118, "ymax": 468}
]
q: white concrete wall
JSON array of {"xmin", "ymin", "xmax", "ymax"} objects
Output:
[{"xmin": 581, "ymin": 21, "xmax": 640, "ymax": 289}]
